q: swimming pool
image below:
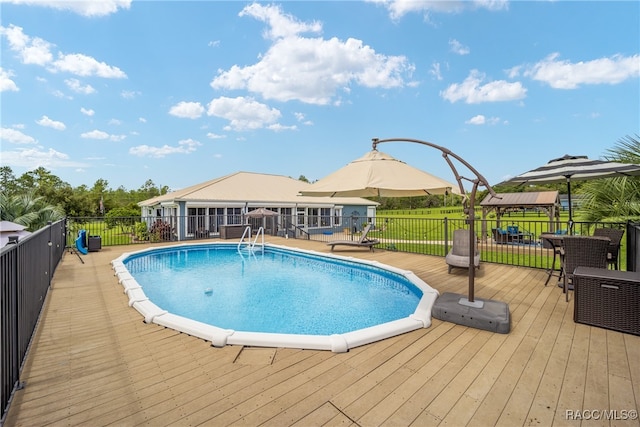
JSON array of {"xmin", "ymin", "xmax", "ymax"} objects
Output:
[{"xmin": 111, "ymin": 242, "xmax": 439, "ymax": 352}]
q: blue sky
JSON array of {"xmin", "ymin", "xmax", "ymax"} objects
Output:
[{"xmin": 1, "ymin": 1, "xmax": 639, "ymax": 193}]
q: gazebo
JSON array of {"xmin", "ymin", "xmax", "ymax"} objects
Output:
[{"xmin": 480, "ymin": 191, "xmax": 561, "ymax": 236}]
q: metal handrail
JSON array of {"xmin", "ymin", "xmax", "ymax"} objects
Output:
[
  {"xmin": 237, "ymin": 226, "xmax": 252, "ymax": 251},
  {"xmin": 252, "ymin": 226, "xmax": 264, "ymax": 252}
]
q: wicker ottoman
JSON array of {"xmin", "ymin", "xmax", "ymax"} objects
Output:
[{"xmin": 573, "ymin": 267, "xmax": 640, "ymax": 336}]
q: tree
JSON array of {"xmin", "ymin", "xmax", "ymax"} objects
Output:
[
  {"xmin": 580, "ymin": 135, "xmax": 640, "ymax": 222},
  {"xmin": 0, "ymin": 166, "xmax": 18, "ymax": 196},
  {"xmin": 0, "ymin": 191, "xmax": 65, "ymax": 231}
]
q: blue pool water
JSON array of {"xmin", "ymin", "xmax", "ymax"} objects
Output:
[{"xmin": 124, "ymin": 245, "xmax": 423, "ymax": 335}]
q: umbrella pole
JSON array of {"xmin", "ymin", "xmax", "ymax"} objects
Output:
[
  {"xmin": 566, "ymin": 178, "xmax": 574, "ymax": 233},
  {"xmin": 371, "ymin": 138, "xmax": 510, "ymax": 333}
]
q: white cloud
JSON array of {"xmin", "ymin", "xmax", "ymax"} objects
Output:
[
  {"xmin": 0, "ymin": 24, "xmax": 53, "ymax": 66},
  {"xmin": 430, "ymin": 62, "xmax": 443, "ymax": 80},
  {"xmin": 169, "ymin": 101, "xmax": 205, "ymax": 119},
  {"xmin": 36, "ymin": 115, "xmax": 66, "ymax": 130},
  {"xmin": 81, "ymin": 107, "xmax": 95, "ymax": 116},
  {"xmin": 267, "ymin": 123, "xmax": 297, "ymax": 132},
  {"xmin": 524, "ymin": 53, "xmax": 640, "ymax": 89},
  {"xmin": 372, "ymin": 0, "xmax": 508, "ymax": 21},
  {"xmin": 65, "ymin": 78, "xmax": 96, "ymax": 94},
  {"xmin": 1, "ymin": 25, "xmax": 126, "ymax": 78},
  {"xmin": 0, "ymin": 67, "xmax": 19, "ymax": 92},
  {"xmin": 211, "ymin": 3, "xmax": 413, "ymax": 105},
  {"xmin": 81, "ymin": 130, "xmax": 109, "ymax": 140},
  {"xmin": 449, "ymin": 39, "xmax": 470, "ymax": 55},
  {"xmin": 0, "ymin": 147, "xmax": 87, "ymax": 169},
  {"xmin": 207, "ymin": 96, "xmax": 282, "ymax": 131},
  {"xmin": 466, "ymin": 115, "xmax": 486, "ymax": 125},
  {"xmin": 441, "ymin": 70, "xmax": 527, "ymax": 103},
  {"xmin": 0, "ymin": 127, "xmax": 36, "ymax": 144},
  {"xmin": 129, "ymin": 138, "xmax": 202, "ymax": 158},
  {"xmin": 4, "ymin": 0, "xmax": 131, "ymax": 17},
  {"xmin": 465, "ymin": 114, "xmax": 501, "ymax": 125},
  {"xmin": 294, "ymin": 112, "xmax": 313, "ymax": 125},
  {"xmin": 80, "ymin": 129, "xmax": 125, "ymax": 141},
  {"xmin": 50, "ymin": 53, "xmax": 126, "ymax": 78},
  {"xmin": 239, "ymin": 3, "xmax": 323, "ymax": 40},
  {"xmin": 121, "ymin": 90, "xmax": 140, "ymax": 99},
  {"xmin": 206, "ymin": 133, "xmax": 226, "ymax": 139}
]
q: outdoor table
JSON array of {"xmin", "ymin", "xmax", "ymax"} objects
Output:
[{"xmin": 540, "ymin": 233, "xmax": 564, "ymax": 286}]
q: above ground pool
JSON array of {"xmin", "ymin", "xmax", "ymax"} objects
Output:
[{"xmin": 111, "ymin": 242, "xmax": 439, "ymax": 352}]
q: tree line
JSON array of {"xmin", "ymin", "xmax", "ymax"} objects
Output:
[{"xmin": 1, "ymin": 134, "xmax": 638, "ymax": 231}]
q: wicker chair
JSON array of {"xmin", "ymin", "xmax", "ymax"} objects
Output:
[
  {"xmin": 445, "ymin": 229, "xmax": 480, "ymax": 273},
  {"xmin": 561, "ymin": 236, "xmax": 610, "ymax": 301},
  {"xmin": 593, "ymin": 227, "xmax": 625, "ymax": 270}
]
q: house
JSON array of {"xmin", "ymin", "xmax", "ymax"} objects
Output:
[{"xmin": 138, "ymin": 171, "xmax": 378, "ymax": 240}]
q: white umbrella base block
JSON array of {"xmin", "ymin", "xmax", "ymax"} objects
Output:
[{"xmin": 432, "ymin": 292, "xmax": 511, "ymax": 334}]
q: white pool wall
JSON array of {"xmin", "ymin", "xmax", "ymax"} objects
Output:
[{"xmin": 111, "ymin": 242, "xmax": 439, "ymax": 353}]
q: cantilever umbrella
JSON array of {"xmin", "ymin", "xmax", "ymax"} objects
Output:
[
  {"xmin": 301, "ymin": 138, "xmax": 510, "ymax": 334},
  {"xmin": 299, "ymin": 149, "xmax": 463, "ymax": 198},
  {"xmin": 503, "ymin": 154, "xmax": 640, "ymax": 225}
]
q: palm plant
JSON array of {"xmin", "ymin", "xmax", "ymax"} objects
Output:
[
  {"xmin": 580, "ymin": 135, "xmax": 640, "ymax": 222},
  {"xmin": 0, "ymin": 191, "xmax": 65, "ymax": 231}
]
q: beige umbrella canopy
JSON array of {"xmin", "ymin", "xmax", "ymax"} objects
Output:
[
  {"xmin": 299, "ymin": 150, "xmax": 463, "ymax": 198},
  {"xmin": 245, "ymin": 207, "xmax": 279, "ymax": 218},
  {"xmin": 299, "ymin": 138, "xmax": 509, "ymax": 333}
]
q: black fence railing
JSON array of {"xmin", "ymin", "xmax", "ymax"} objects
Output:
[
  {"xmin": 1, "ymin": 217, "xmax": 638, "ymax": 421},
  {"xmin": 1, "ymin": 220, "xmax": 66, "ymax": 423},
  {"xmin": 64, "ymin": 215, "xmax": 633, "ymax": 271}
]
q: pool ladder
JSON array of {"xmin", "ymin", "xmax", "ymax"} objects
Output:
[{"xmin": 238, "ymin": 226, "xmax": 264, "ymax": 253}]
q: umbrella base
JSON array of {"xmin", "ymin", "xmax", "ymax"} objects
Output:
[{"xmin": 432, "ymin": 292, "xmax": 511, "ymax": 334}]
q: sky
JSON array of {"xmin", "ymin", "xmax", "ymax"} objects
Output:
[{"xmin": 1, "ymin": 0, "xmax": 639, "ymax": 193}]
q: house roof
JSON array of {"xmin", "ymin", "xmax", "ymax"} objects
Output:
[
  {"xmin": 139, "ymin": 171, "xmax": 378, "ymax": 207},
  {"xmin": 480, "ymin": 191, "xmax": 560, "ymax": 207}
]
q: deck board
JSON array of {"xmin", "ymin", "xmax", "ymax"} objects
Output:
[{"xmin": 4, "ymin": 237, "xmax": 639, "ymax": 427}]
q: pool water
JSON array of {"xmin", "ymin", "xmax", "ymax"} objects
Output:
[{"xmin": 124, "ymin": 245, "xmax": 423, "ymax": 335}]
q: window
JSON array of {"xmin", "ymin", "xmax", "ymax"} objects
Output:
[
  {"xmin": 333, "ymin": 208, "xmax": 342, "ymax": 226},
  {"xmin": 296, "ymin": 207, "xmax": 306, "ymax": 227},
  {"xmin": 308, "ymin": 208, "xmax": 319, "ymax": 227},
  {"xmin": 209, "ymin": 208, "xmax": 224, "ymax": 232},
  {"xmin": 320, "ymin": 208, "xmax": 331, "ymax": 227},
  {"xmin": 227, "ymin": 207, "xmax": 242, "ymax": 225},
  {"xmin": 187, "ymin": 207, "xmax": 206, "ymax": 234}
]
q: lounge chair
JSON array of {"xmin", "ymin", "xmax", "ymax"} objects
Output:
[
  {"xmin": 445, "ymin": 229, "xmax": 480, "ymax": 273},
  {"xmin": 327, "ymin": 223, "xmax": 379, "ymax": 252},
  {"xmin": 491, "ymin": 227, "xmax": 511, "ymax": 244}
]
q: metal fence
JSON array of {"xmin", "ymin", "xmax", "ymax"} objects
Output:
[
  {"xmin": 1, "ymin": 216, "xmax": 638, "ymax": 421},
  {"xmin": 1, "ymin": 220, "xmax": 66, "ymax": 423},
  {"xmin": 65, "ymin": 215, "xmax": 633, "ymax": 271}
]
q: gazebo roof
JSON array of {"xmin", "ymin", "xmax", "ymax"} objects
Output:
[{"xmin": 480, "ymin": 191, "xmax": 560, "ymax": 208}]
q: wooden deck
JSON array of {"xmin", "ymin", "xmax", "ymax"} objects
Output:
[{"xmin": 4, "ymin": 237, "xmax": 639, "ymax": 426}]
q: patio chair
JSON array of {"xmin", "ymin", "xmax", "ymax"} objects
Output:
[
  {"xmin": 593, "ymin": 227, "xmax": 625, "ymax": 270},
  {"xmin": 327, "ymin": 223, "xmax": 379, "ymax": 252},
  {"xmin": 446, "ymin": 229, "xmax": 480, "ymax": 273},
  {"xmin": 491, "ymin": 228, "xmax": 510, "ymax": 244},
  {"xmin": 561, "ymin": 236, "xmax": 610, "ymax": 302}
]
